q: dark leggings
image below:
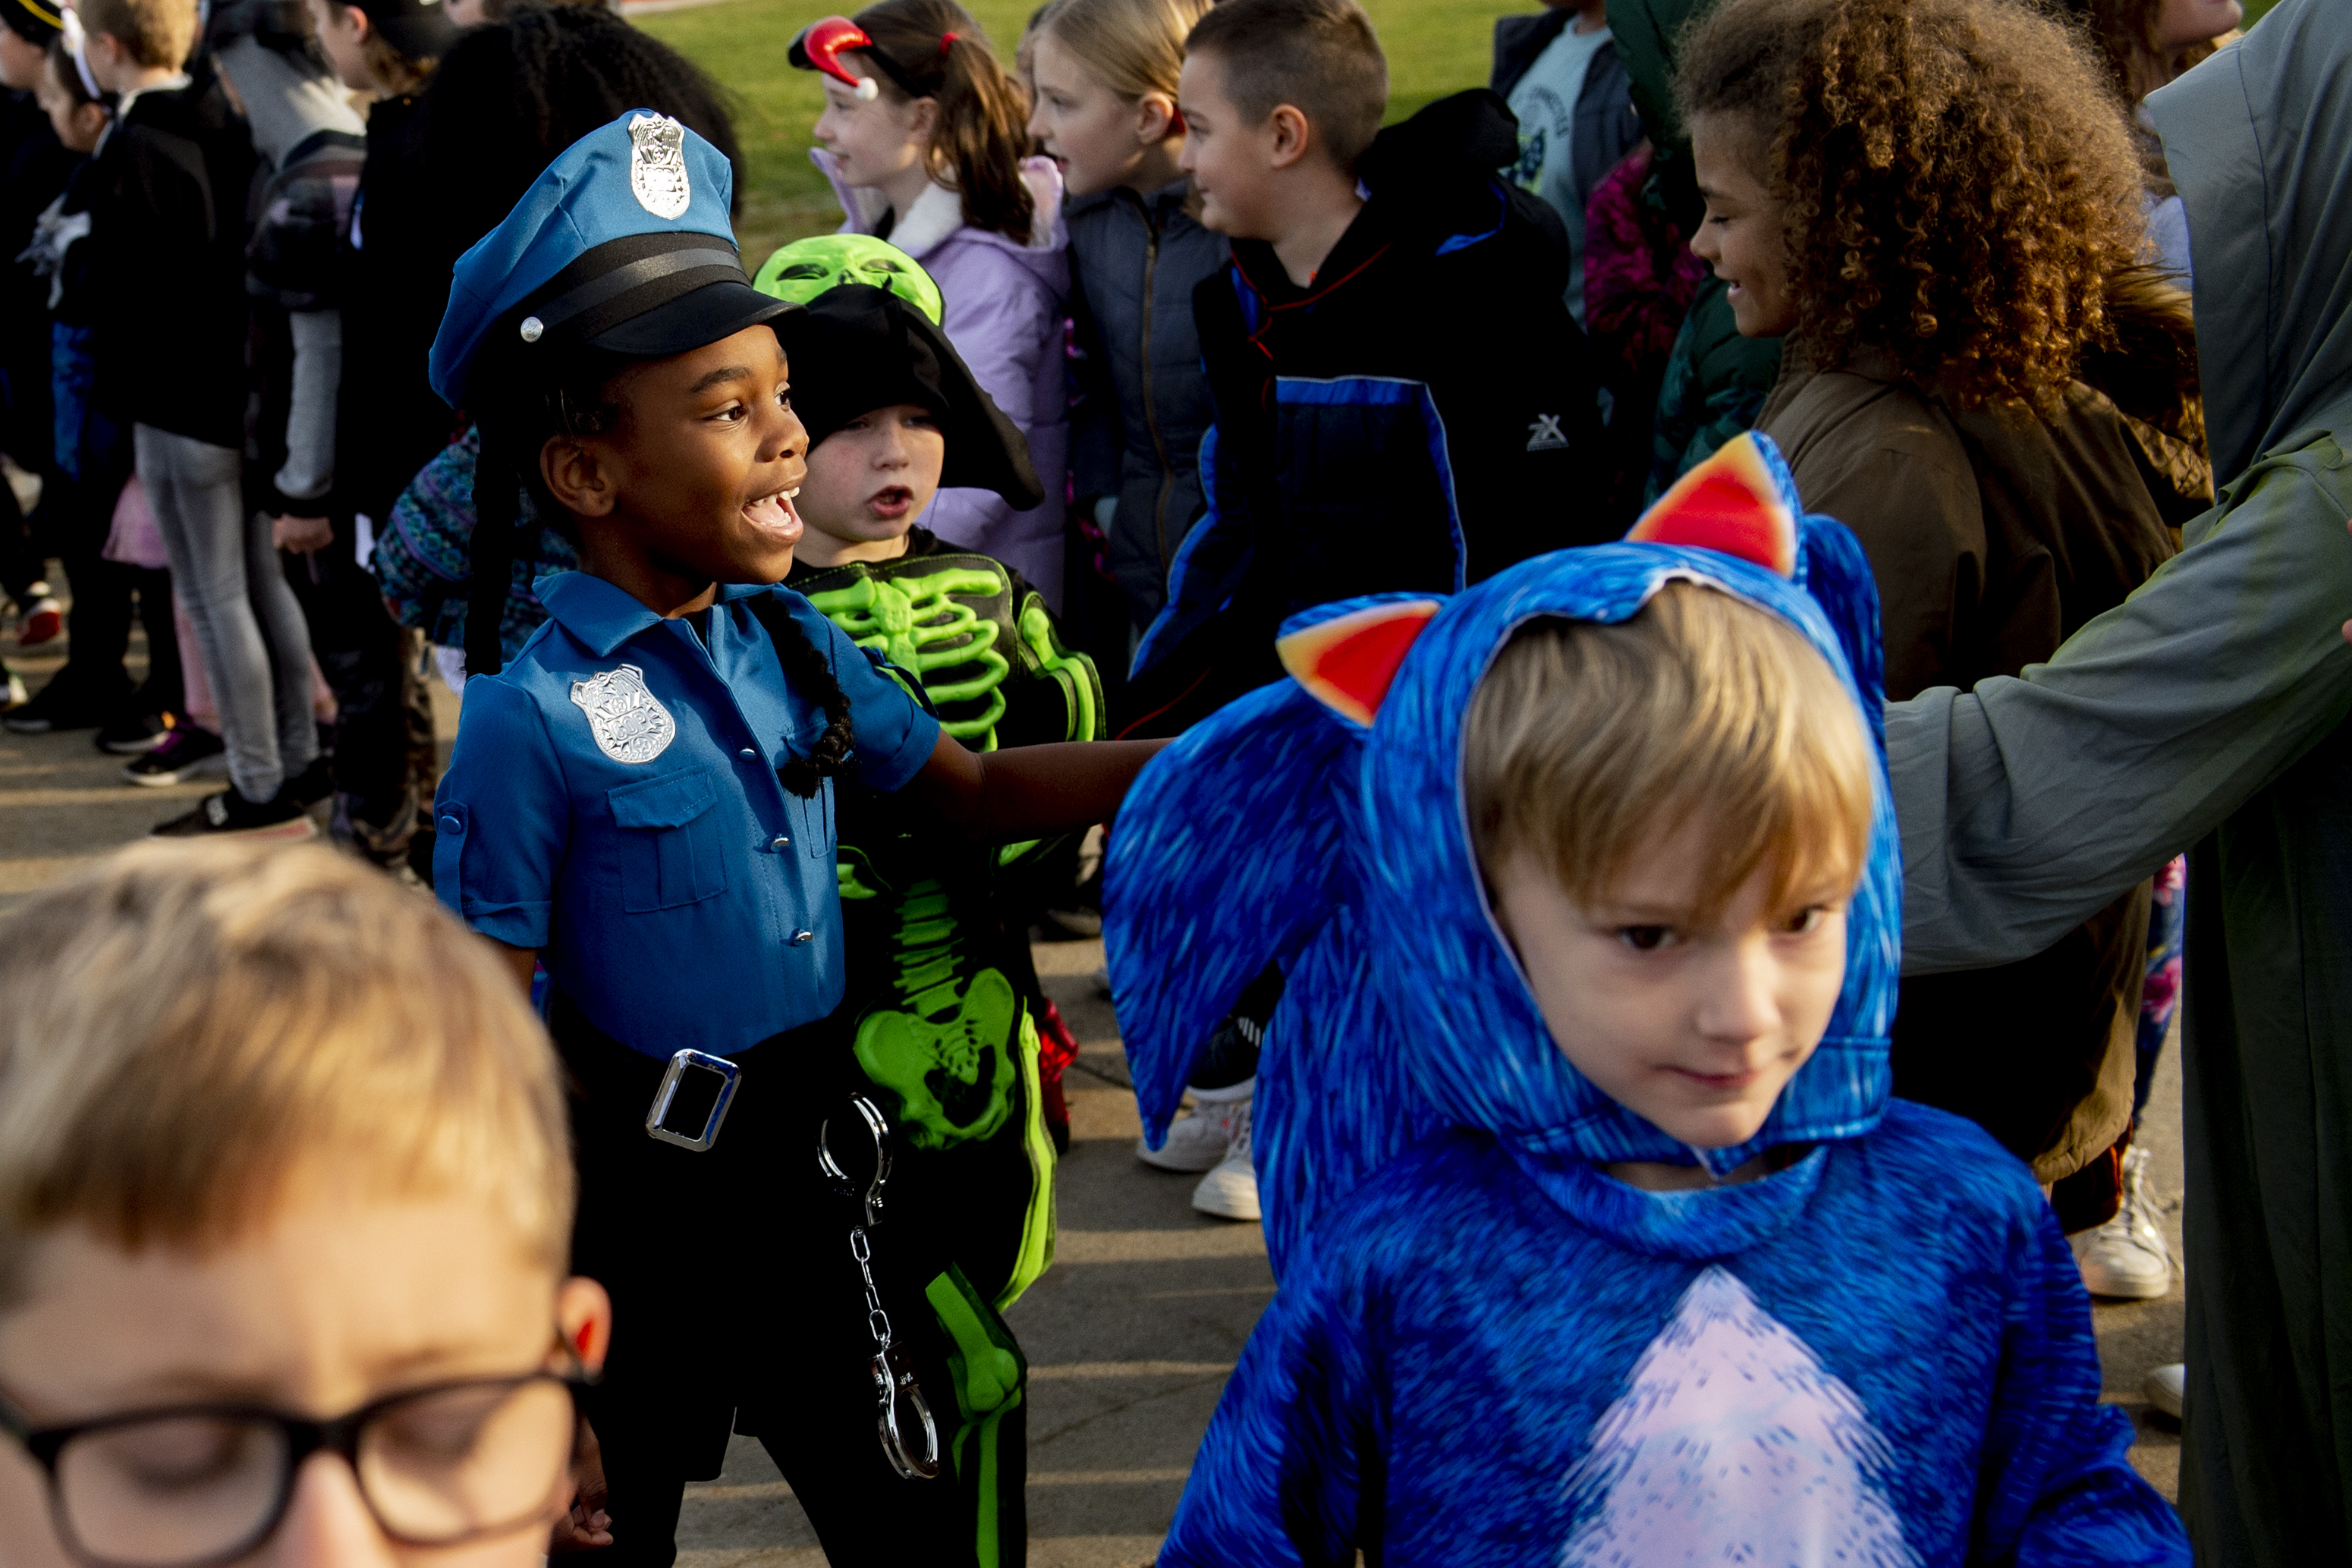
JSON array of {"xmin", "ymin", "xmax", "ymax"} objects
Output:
[{"xmin": 555, "ymin": 1001, "xmax": 980, "ymax": 1568}]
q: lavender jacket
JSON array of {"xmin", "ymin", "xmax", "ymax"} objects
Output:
[{"xmin": 815, "ymin": 149, "xmax": 1071, "ymax": 609}]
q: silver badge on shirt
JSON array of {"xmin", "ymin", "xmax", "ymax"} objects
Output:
[
  {"xmin": 571, "ymin": 664, "xmax": 677, "ymax": 764},
  {"xmin": 628, "ymin": 114, "xmax": 692, "ymax": 219}
]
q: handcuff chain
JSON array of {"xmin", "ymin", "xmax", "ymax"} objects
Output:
[{"xmin": 849, "ymin": 1224, "xmax": 894, "ymax": 1350}]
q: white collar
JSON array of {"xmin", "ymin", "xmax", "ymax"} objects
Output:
[{"xmin": 888, "ymin": 181, "xmax": 966, "ymax": 259}]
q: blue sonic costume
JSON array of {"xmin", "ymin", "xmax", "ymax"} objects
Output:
[{"xmin": 1102, "ymin": 435, "xmax": 2188, "ymax": 1564}]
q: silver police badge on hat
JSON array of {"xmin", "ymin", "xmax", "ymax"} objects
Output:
[
  {"xmin": 571, "ymin": 665, "xmax": 677, "ymax": 764},
  {"xmin": 629, "ymin": 114, "xmax": 692, "ymax": 220}
]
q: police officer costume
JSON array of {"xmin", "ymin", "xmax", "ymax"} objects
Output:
[{"xmin": 429, "ymin": 115, "xmax": 973, "ymax": 1566}]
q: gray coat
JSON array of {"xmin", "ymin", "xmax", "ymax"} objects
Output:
[
  {"xmin": 1065, "ymin": 179, "xmax": 1227, "ymax": 633},
  {"xmin": 1889, "ymin": 2, "xmax": 2352, "ymax": 1554}
]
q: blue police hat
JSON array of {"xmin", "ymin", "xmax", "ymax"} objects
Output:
[{"xmin": 429, "ymin": 112, "xmax": 796, "ymax": 409}]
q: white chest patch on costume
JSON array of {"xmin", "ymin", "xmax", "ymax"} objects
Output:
[
  {"xmin": 571, "ymin": 664, "xmax": 677, "ymax": 764},
  {"xmin": 629, "ymin": 114, "xmax": 692, "ymax": 219},
  {"xmin": 1560, "ymin": 1266, "xmax": 1920, "ymax": 1568}
]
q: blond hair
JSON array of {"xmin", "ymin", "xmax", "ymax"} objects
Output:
[
  {"xmin": 0, "ymin": 841, "xmax": 571, "ymax": 1306},
  {"xmin": 1464, "ymin": 583, "xmax": 1874, "ymax": 917},
  {"xmin": 78, "ymin": 0, "xmax": 195, "ymax": 68},
  {"xmin": 1043, "ymin": 0, "xmax": 1211, "ymax": 105}
]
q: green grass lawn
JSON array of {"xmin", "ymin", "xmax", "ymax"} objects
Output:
[
  {"xmin": 638, "ymin": 0, "xmax": 1529, "ymax": 263},
  {"xmin": 643, "ymin": 0, "xmax": 2284, "ymax": 264}
]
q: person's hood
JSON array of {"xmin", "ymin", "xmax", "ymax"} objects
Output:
[
  {"xmin": 1356, "ymin": 89, "xmax": 1533, "ymax": 237},
  {"xmin": 215, "ymin": 37, "xmax": 364, "ymax": 170},
  {"xmin": 1608, "ymin": 0, "xmax": 1710, "ymax": 151},
  {"xmin": 1342, "ymin": 441, "xmax": 1900, "ymax": 1174},
  {"xmin": 2150, "ymin": 0, "xmax": 2352, "ymax": 479},
  {"xmin": 811, "ymin": 147, "xmax": 1068, "ymax": 287},
  {"xmin": 1104, "ymin": 434, "xmax": 1902, "ymax": 1267}
]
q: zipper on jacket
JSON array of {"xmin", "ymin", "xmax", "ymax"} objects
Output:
[{"xmin": 1134, "ymin": 193, "xmax": 1178, "ymax": 575}]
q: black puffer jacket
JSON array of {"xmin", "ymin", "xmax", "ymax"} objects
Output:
[
  {"xmin": 1065, "ymin": 178, "xmax": 1226, "ymax": 633},
  {"xmin": 1124, "ymin": 90, "xmax": 1609, "ymax": 732}
]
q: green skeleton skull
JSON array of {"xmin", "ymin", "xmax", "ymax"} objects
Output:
[{"xmin": 751, "ymin": 234, "xmax": 945, "ymax": 324}]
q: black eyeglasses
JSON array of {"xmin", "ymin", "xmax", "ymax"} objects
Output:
[{"xmin": 0, "ymin": 1372, "xmax": 590, "ymax": 1568}]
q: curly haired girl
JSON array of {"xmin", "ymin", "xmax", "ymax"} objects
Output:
[{"xmin": 1677, "ymin": 0, "xmax": 2204, "ymax": 1232}]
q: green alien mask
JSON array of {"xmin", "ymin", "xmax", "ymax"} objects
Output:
[{"xmin": 751, "ymin": 234, "xmax": 946, "ymax": 325}]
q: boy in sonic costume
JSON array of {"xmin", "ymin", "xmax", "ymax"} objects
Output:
[
  {"xmin": 762, "ymin": 250, "xmax": 1106, "ymax": 1562},
  {"xmin": 430, "ymin": 115, "xmax": 1158, "ymax": 1568},
  {"xmin": 1103, "ymin": 435, "xmax": 2189, "ymax": 1564}
]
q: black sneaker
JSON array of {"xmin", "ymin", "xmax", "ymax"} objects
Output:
[
  {"xmin": 149, "ymin": 786, "xmax": 316, "ymax": 840},
  {"xmin": 98, "ymin": 712, "xmax": 168, "ymax": 755},
  {"xmin": 2, "ymin": 680, "xmax": 115, "ymax": 734},
  {"xmin": 284, "ymin": 756, "xmax": 333, "ymax": 809},
  {"xmin": 124, "ymin": 723, "xmax": 228, "ymax": 787}
]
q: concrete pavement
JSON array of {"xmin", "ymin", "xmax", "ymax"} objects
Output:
[{"xmin": 0, "ymin": 594, "xmax": 2183, "ymax": 1566}]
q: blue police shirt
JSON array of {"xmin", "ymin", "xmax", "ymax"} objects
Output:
[{"xmin": 433, "ymin": 570, "xmax": 942, "ymax": 1057}]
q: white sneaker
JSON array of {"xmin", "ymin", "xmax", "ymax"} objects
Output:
[
  {"xmin": 1191, "ymin": 1095, "xmax": 1259, "ymax": 1222},
  {"xmin": 1138, "ymin": 1101, "xmax": 1235, "ymax": 1174},
  {"xmin": 2074, "ymin": 1145, "xmax": 2171, "ymax": 1299},
  {"xmin": 2145, "ymin": 1362, "xmax": 2185, "ymax": 1419}
]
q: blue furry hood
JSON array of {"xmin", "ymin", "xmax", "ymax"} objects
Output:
[
  {"xmin": 1346, "ymin": 528, "xmax": 1901, "ymax": 1175},
  {"xmin": 1103, "ymin": 434, "xmax": 1903, "ymax": 1265}
]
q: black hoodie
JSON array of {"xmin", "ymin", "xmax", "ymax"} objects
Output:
[{"xmin": 1129, "ymin": 91, "xmax": 1608, "ymax": 730}]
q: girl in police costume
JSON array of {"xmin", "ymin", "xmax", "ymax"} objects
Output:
[{"xmin": 429, "ymin": 112, "xmax": 1159, "ymax": 1567}]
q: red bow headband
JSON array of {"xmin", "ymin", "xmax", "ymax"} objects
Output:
[{"xmin": 790, "ymin": 15, "xmax": 935, "ymax": 101}]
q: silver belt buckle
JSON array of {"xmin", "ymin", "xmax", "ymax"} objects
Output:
[{"xmin": 644, "ymin": 1048, "xmax": 741, "ymax": 1151}]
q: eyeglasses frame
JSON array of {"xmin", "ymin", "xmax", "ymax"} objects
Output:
[{"xmin": 0, "ymin": 1368, "xmax": 596, "ymax": 1568}]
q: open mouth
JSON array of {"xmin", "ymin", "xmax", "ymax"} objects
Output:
[
  {"xmin": 742, "ymin": 485, "xmax": 803, "ymax": 545},
  {"xmin": 866, "ymin": 485, "xmax": 916, "ymax": 521}
]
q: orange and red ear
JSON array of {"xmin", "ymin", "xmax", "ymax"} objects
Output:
[
  {"xmin": 1625, "ymin": 432, "xmax": 1798, "ymax": 578},
  {"xmin": 1278, "ymin": 599, "xmax": 1442, "ymax": 727}
]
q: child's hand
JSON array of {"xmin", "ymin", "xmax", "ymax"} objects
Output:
[
  {"xmin": 549, "ymin": 1414, "xmax": 614, "ymax": 1552},
  {"xmin": 272, "ymin": 514, "xmax": 335, "ymax": 555}
]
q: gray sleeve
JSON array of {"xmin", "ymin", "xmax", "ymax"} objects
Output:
[
  {"xmin": 275, "ymin": 309, "xmax": 343, "ymax": 507},
  {"xmin": 1891, "ymin": 455, "xmax": 2352, "ymax": 973}
]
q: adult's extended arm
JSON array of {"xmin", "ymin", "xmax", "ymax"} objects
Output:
[
  {"xmin": 1891, "ymin": 452, "xmax": 2352, "ymax": 974},
  {"xmin": 904, "ymin": 732, "xmax": 1166, "ymax": 844}
]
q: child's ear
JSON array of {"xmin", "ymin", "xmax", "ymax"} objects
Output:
[
  {"xmin": 1266, "ymin": 104, "xmax": 1313, "ymax": 170},
  {"xmin": 541, "ymin": 437, "xmax": 617, "ymax": 520},
  {"xmin": 907, "ymin": 94, "xmax": 942, "ymax": 144},
  {"xmin": 1136, "ymin": 91, "xmax": 1180, "ymax": 145},
  {"xmin": 558, "ymin": 1276, "xmax": 613, "ymax": 1372}
]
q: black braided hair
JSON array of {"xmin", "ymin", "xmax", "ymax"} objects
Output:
[
  {"xmin": 464, "ymin": 345, "xmax": 618, "ymax": 678},
  {"xmin": 462, "ymin": 422, "xmax": 522, "ymax": 680},
  {"xmin": 772, "ymin": 620, "xmax": 857, "ymax": 798}
]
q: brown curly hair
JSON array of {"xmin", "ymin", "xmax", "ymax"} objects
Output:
[{"xmin": 1676, "ymin": 0, "xmax": 2149, "ymax": 411}]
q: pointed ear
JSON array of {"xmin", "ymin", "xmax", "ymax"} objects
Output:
[
  {"xmin": 1625, "ymin": 432, "xmax": 1800, "ymax": 578},
  {"xmin": 1278, "ymin": 599, "xmax": 1442, "ymax": 726}
]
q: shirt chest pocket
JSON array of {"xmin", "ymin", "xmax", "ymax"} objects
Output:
[{"xmin": 606, "ymin": 768, "xmax": 730, "ymax": 913}]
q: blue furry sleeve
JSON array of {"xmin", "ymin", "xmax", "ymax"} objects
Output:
[
  {"xmin": 1981, "ymin": 1211, "xmax": 2190, "ymax": 1566},
  {"xmin": 1159, "ymin": 1257, "xmax": 1371, "ymax": 1568}
]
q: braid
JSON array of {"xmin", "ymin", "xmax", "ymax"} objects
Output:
[
  {"xmin": 465, "ymin": 424, "xmax": 524, "ymax": 680},
  {"xmin": 772, "ymin": 614, "xmax": 857, "ymax": 797}
]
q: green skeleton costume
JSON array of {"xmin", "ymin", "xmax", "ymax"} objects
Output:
[
  {"xmin": 792, "ymin": 532, "xmax": 1102, "ymax": 1567},
  {"xmin": 767, "ymin": 268, "xmax": 1077, "ymax": 1567}
]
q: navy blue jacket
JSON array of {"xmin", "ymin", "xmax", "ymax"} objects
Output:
[
  {"xmin": 1126, "ymin": 91, "xmax": 1609, "ymax": 731},
  {"xmin": 1064, "ymin": 178, "xmax": 1226, "ymax": 633}
]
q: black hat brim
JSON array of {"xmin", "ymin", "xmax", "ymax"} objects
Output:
[{"xmin": 586, "ymin": 278, "xmax": 801, "ymax": 360}]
